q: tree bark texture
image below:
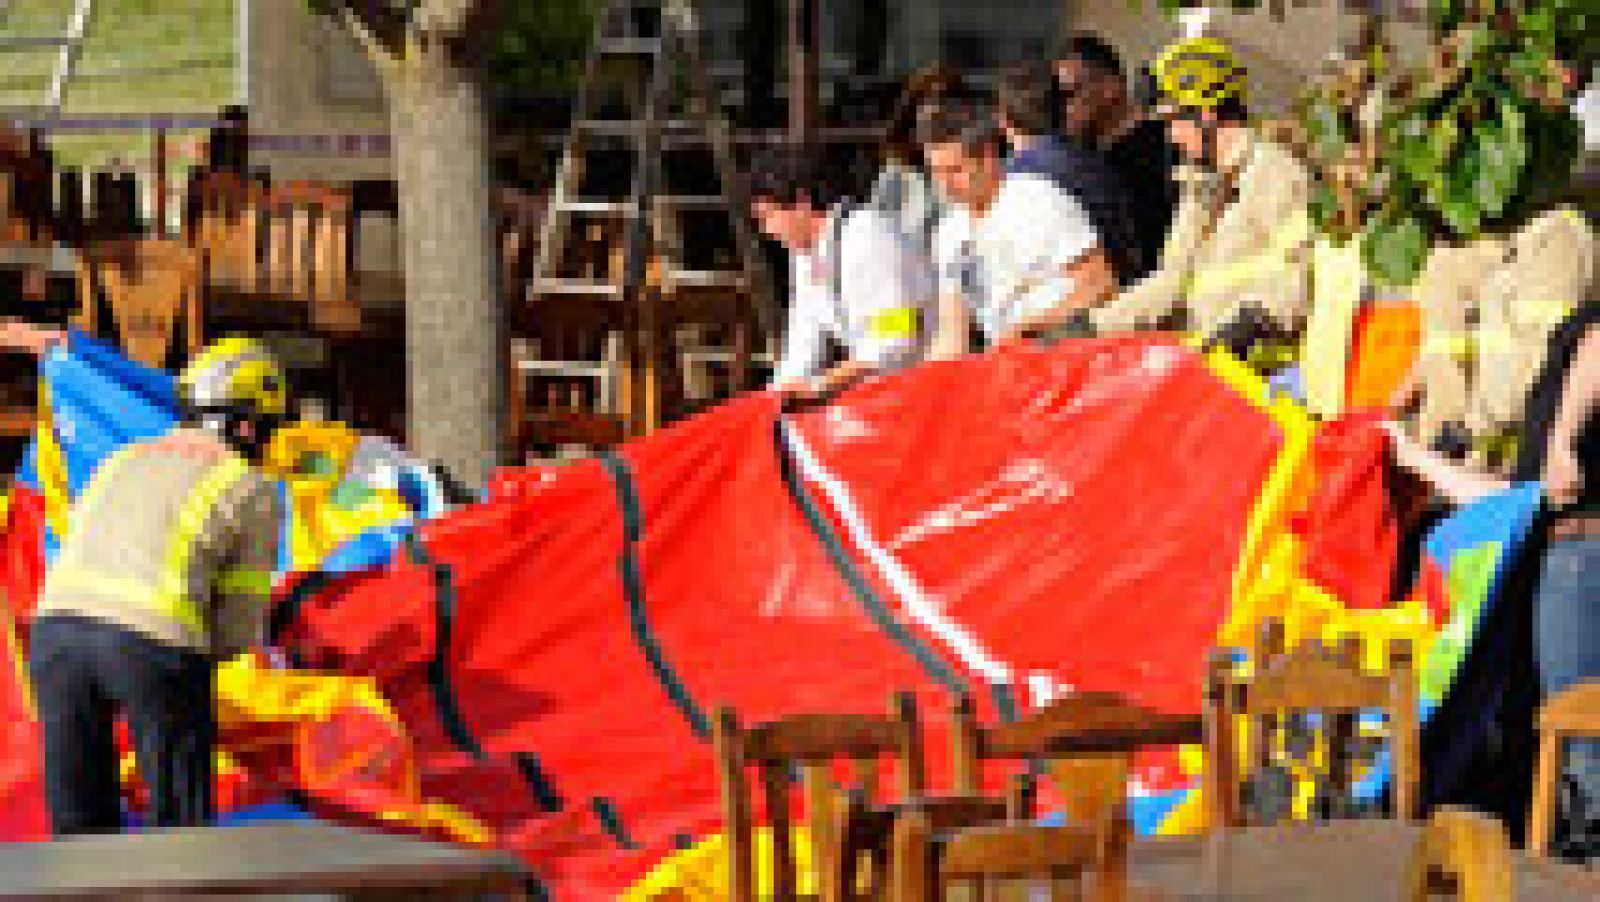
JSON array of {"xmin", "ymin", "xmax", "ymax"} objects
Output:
[{"xmin": 386, "ymin": 42, "xmax": 505, "ymax": 489}]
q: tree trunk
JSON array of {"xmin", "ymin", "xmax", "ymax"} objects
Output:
[{"xmin": 386, "ymin": 43, "xmax": 505, "ymax": 490}]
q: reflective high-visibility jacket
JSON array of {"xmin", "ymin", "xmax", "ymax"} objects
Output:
[
  {"xmin": 36, "ymin": 427, "xmax": 282, "ymax": 658},
  {"xmin": 1469, "ymin": 206, "xmax": 1596, "ymax": 435},
  {"xmin": 1090, "ymin": 131, "xmax": 1313, "ymax": 340}
]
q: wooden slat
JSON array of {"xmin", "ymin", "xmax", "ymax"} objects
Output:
[
  {"xmin": 743, "ymin": 713, "xmax": 909, "ymax": 765},
  {"xmin": 939, "ymin": 823, "xmax": 1102, "ymax": 883},
  {"xmin": 0, "ymin": 408, "xmax": 34, "ymax": 436}
]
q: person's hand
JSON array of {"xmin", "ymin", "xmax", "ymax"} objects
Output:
[
  {"xmin": 772, "ymin": 378, "xmax": 822, "ymax": 413},
  {"xmin": 1381, "ymin": 420, "xmax": 1429, "ymax": 475},
  {"xmin": 0, "ymin": 319, "xmax": 65, "ymax": 356},
  {"xmin": 1543, "ymin": 439, "xmax": 1584, "ymax": 508}
]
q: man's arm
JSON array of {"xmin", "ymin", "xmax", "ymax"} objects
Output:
[
  {"xmin": 211, "ymin": 480, "xmax": 283, "ymax": 660},
  {"xmin": 927, "ymin": 218, "xmax": 974, "ymax": 361},
  {"xmin": 1543, "ymin": 323, "xmax": 1600, "ymax": 506},
  {"xmin": 768, "ymin": 282, "xmax": 825, "ymax": 396},
  {"xmin": 928, "ymin": 290, "xmax": 972, "ymax": 361},
  {"xmin": 1382, "ymin": 421, "xmax": 1509, "ymax": 507},
  {"xmin": 795, "ymin": 215, "xmax": 934, "ymax": 406},
  {"xmin": 1000, "ymin": 247, "xmax": 1118, "ymax": 342},
  {"xmin": 0, "ymin": 318, "xmax": 66, "ymax": 356}
]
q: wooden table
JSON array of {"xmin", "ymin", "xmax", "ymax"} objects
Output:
[
  {"xmin": 0, "ymin": 823, "xmax": 532, "ymax": 899},
  {"xmin": 1124, "ymin": 819, "xmax": 1597, "ymax": 901}
]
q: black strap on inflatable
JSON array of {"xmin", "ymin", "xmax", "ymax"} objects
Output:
[
  {"xmin": 599, "ymin": 450, "xmax": 714, "ymax": 740},
  {"xmin": 772, "ymin": 421, "xmax": 969, "ymax": 699},
  {"xmin": 991, "ymin": 682, "xmax": 1020, "ymax": 724},
  {"xmin": 514, "ymin": 753, "xmax": 565, "ymax": 814},
  {"xmin": 400, "ymin": 533, "xmax": 565, "ymax": 814},
  {"xmin": 401, "ymin": 532, "xmax": 488, "ymax": 760},
  {"xmin": 267, "ymin": 569, "xmax": 342, "ymax": 668},
  {"xmin": 591, "ymin": 797, "xmax": 640, "ymax": 850}
]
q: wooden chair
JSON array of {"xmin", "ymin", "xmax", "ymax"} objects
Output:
[
  {"xmin": 889, "ymin": 815, "xmax": 1138, "ymax": 902},
  {"xmin": 1407, "ymin": 806, "xmax": 1515, "ymax": 902},
  {"xmin": 259, "ymin": 181, "xmax": 361, "ymax": 334},
  {"xmin": 74, "ymin": 238, "xmax": 203, "ymax": 369},
  {"xmin": 188, "ymin": 171, "xmax": 264, "ymax": 291},
  {"xmin": 952, "ymin": 691, "xmax": 1205, "ymax": 831},
  {"xmin": 1527, "ymin": 679, "xmax": 1600, "ymax": 856},
  {"xmin": 0, "ymin": 128, "xmax": 54, "ymax": 244},
  {"xmin": 831, "ymin": 792, "xmax": 1008, "ymax": 902},
  {"xmin": 714, "ymin": 692, "xmax": 927, "ymax": 902},
  {"xmin": 1204, "ymin": 619, "xmax": 1419, "ymax": 829}
]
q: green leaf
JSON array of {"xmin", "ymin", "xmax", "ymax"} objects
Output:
[
  {"xmin": 1304, "ymin": 94, "xmax": 1350, "ymax": 162},
  {"xmin": 1431, "ymin": 151, "xmax": 1485, "ymax": 239},
  {"xmin": 1308, "ymin": 181, "xmax": 1344, "ymax": 237},
  {"xmin": 1425, "ymin": 112, "xmax": 1461, "ymax": 171},
  {"xmin": 1468, "ymin": 100, "xmax": 1528, "ymax": 219},
  {"xmin": 1363, "ymin": 214, "xmax": 1429, "ymax": 288}
]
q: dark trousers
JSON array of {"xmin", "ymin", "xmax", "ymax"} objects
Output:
[
  {"xmin": 29, "ymin": 615, "xmax": 215, "ymax": 835},
  {"xmin": 1534, "ymin": 537, "xmax": 1600, "ymax": 855}
]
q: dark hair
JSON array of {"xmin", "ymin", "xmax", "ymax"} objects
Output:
[
  {"xmin": 996, "ymin": 62, "xmax": 1061, "ymax": 138},
  {"xmin": 1059, "ymin": 33, "xmax": 1125, "ymax": 82},
  {"xmin": 744, "ymin": 145, "xmax": 852, "ymax": 210},
  {"xmin": 914, "ymin": 96, "xmax": 1004, "ymax": 156},
  {"xmin": 884, "ymin": 65, "xmax": 970, "ymax": 165},
  {"xmin": 1215, "ymin": 95, "xmax": 1250, "ymax": 124},
  {"xmin": 1178, "ymin": 95, "xmax": 1250, "ymax": 126}
]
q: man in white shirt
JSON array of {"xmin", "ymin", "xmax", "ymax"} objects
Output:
[
  {"xmin": 918, "ymin": 96, "xmax": 1117, "ymax": 357},
  {"xmin": 750, "ymin": 146, "xmax": 937, "ymax": 406}
]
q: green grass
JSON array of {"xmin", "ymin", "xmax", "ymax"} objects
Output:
[{"xmin": 0, "ymin": 0, "xmax": 236, "ymax": 167}]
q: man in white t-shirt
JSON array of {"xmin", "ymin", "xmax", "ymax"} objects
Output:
[
  {"xmin": 751, "ymin": 146, "xmax": 937, "ymax": 407},
  {"xmin": 917, "ymin": 96, "xmax": 1116, "ymax": 357}
]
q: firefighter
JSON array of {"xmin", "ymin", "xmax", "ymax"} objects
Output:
[
  {"xmin": 1078, "ymin": 36, "xmax": 1314, "ymax": 369},
  {"xmin": 15, "ymin": 328, "xmax": 285, "ymax": 835}
]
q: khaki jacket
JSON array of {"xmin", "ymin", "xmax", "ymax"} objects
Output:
[
  {"xmin": 1470, "ymin": 207, "xmax": 1596, "ymax": 433},
  {"xmin": 36, "ymin": 427, "xmax": 282, "ymax": 657},
  {"xmin": 1091, "ymin": 131, "xmax": 1313, "ymax": 339}
]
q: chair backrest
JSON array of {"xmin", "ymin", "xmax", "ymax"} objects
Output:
[
  {"xmin": 952, "ymin": 691, "xmax": 1203, "ymax": 825},
  {"xmin": 188, "ymin": 171, "xmax": 264, "ymax": 289},
  {"xmin": 1406, "ymin": 806, "xmax": 1515, "ymax": 902},
  {"xmin": 1205, "ymin": 619, "xmax": 1418, "ymax": 829},
  {"xmin": 495, "ymin": 189, "xmax": 546, "ymax": 305},
  {"xmin": 714, "ymin": 692, "xmax": 926, "ymax": 902},
  {"xmin": 260, "ymin": 181, "xmax": 357, "ymax": 332},
  {"xmin": 0, "ymin": 132, "xmax": 53, "ymax": 244},
  {"xmin": 829, "ymin": 793, "xmax": 1008, "ymax": 902},
  {"xmin": 890, "ymin": 815, "xmax": 1134, "ymax": 902},
  {"xmin": 74, "ymin": 238, "xmax": 202, "ymax": 369},
  {"xmin": 1527, "ymin": 678, "xmax": 1600, "ymax": 856}
]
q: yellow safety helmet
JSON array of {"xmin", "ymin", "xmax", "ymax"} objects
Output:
[
  {"xmin": 179, "ymin": 336, "xmax": 288, "ymax": 419},
  {"xmin": 1153, "ymin": 36, "xmax": 1247, "ymax": 113}
]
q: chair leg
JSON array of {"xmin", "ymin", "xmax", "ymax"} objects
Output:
[{"xmin": 1528, "ymin": 733, "xmax": 1562, "ymax": 856}]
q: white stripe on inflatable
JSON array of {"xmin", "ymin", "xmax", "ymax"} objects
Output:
[{"xmin": 781, "ymin": 420, "xmax": 1015, "ymax": 687}]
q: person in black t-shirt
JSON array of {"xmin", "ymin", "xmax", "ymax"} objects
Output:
[
  {"xmin": 1055, "ymin": 34, "xmax": 1179, "ymax": 280},
  {"xmin": 1387, "ymin": 300, "xmax": 1600, "ymax": 860},
  {"xmin": 995, "ymin": 62, "xmax": 1145, "ymax": 285}
]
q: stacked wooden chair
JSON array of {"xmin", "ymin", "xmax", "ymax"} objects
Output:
[
  {"xmin": 1203, "ymin": 619, "xmax": 1419, "ymax": 829},
  {"xmin": 713, "ymin": 693, "xmax": 929, "ymax": 901},
  {"xmin": 74, "ymin": 238, "xmax": 203, "ymax": 370},
  {"xmin": 1527, "ymin": 679, "xmax": 1600, "ymax": 859}
]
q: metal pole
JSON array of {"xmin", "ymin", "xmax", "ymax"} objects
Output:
[
  {"xmin": 153, "ymin": 127, "xmax": 168, "ymax": 236},
  {"xmin": 786, "ymin": 0, "xmax": 817, "ymax": 145}
]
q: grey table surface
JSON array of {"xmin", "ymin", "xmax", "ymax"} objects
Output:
[
  {"xmin": 0, "ymin": 822, "xmax": 528, "ymax": 898},
  {"xmin": 1124, "ymin": 819, "xmax": 1598, "ymax": 901}
]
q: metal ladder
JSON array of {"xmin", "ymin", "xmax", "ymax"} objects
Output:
[
  {"xmin": 524, "ymin": 0, "xmax": 774, "ymax": 449},
  {"xmin": 0, "ymin": 0, "xmax": 95, "ymax": 113}
]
